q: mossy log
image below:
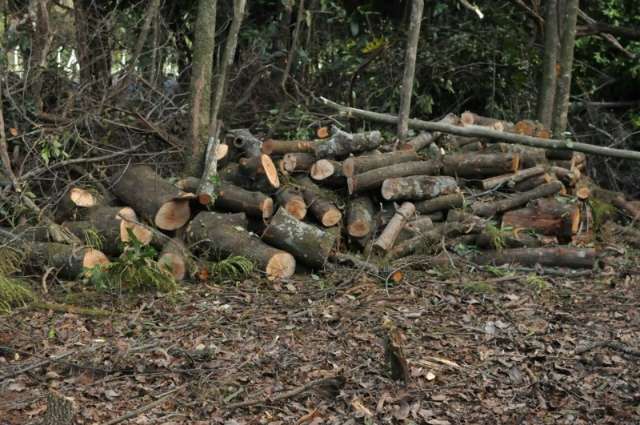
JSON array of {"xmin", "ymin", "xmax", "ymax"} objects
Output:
[
  {"xmin": 110, "ymin": 165, "xmax": 193, "ymax": 231},
  {"xmin": 187, "ymin": 211, "xmax": 294, "ymax": 280},
  {"xmin": 348, "ymin": 160, "xmax": 441, "ymax": 195},
  {"xmin": 381, "ymin": 176, "xmax": 458, "ymax": 201},
  {"xmin": 471, "ymin": 247, "xmax": 596, "ymax": 269},
  {"xmin": 262, "ymin": 207, "xmax": 336, "ymax": 268}
]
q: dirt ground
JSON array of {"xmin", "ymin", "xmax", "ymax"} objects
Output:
[{"xmin": 1, "ymin": 264, "xmax": 639, "ymax": 425}]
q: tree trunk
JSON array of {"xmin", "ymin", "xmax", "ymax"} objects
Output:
[
  {"xmin": 280, "ymin": 0, "xmax": 306, "ymax": 88},
  {"xmin": 537, "ymin": 0, "xmax": 559, "ymax": 129},
  {"xmin": 293, "ymin": 176, "xmax": 342, "ymax": 227},
  {"xmin": 215, "ymin": 182, "xmax": 274, "ymax": 218},
  {"xmin": 414, "ymin": 193, "xmax": 464, "ymax": 214},
  {"xmin": 281, "ymin": 153, "xmax": 316, "ymax": 174},
  {"xmin": 471, "ymin": 246, "xmax": 595, "ymax": 269},
  {"xmin": 501, "ymin": 198, "xmax": 580, "ymax": 241},
  {"xmin": 347, "ymin": 196, "xmax": 375, "ymax": 238},
  {"xmin": 186, "ymin": 0, "xmax": 217, "ymax": 176},
  {"xmin": 381, "ymin": 176, "xmax": 457, "ymax": 201},
  {"xmin": 397, "ymin": 0, "xmax": 424, "ymax": 140},
  {"xmin": 342, "ymin": 150, "xmax": 419, "ymax": 178},
  {"xmin": 442, "ymin": 153, "xmax": 520, "ymax": 178},
  {"xmin": 471, "ymin": 181, "xmax": 564, "ymax": 217},
  {"xmin": 348, "ymin": 160, "xmax": 441, "ymax": 195},
  {"xmin": 373, "ymin": 202, "xmax": 415, "ymax": 253},
  {"xmin": 275, "ymin": 187, "xmax": 307, "ymax": 220},
  {"xmin": 110, "ymin": 165, "xmax": 193, "ymax": 230},
  {"xmin": 313, "ymin": 128, "xmax": 383, "ymax": 159},
  {"xmin": 187, "ymin": 211, "xmax": 295, "ymax": 280},
  {"xmin": 552, "ymin": 0, "xmax": 580, "ymax": 137},
  {"xmin": 263, "ymin": 139, "xmax": 315, "ymax": 155},
  {"xmin": 262, "ymin": 207, "xmax": 335, "ymax": 268}
]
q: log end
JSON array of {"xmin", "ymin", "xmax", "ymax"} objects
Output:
[
  {"xmin": 576, "ymin": 186, "xmax": 591, "ymax": 200},
  {"xmin": 216, "ymin": 143, "xmax": 229, "ymax": 161},
  {"xmin": 260, "ymin": 154, "xmax": 280, "ymax": 188},
  {"xmin": 460, "ymin": 111, "xmax": 474, "ymax": 126},
  {"xmin": 70, "ymin": 188, "xmax": 99, "ymax": 208},
  {"xmin": 155, "ymin": 199, "xmax": 191, "ymax": 230},
  {"xmin": 347, "ymin": 221, "xmax": 370, "ymax": 238},
  {"xmin": 380, "ymin": 179, "xmax": 398, "ymax": 201},
  {"xmin": 159, "ymin": 252, "xmax": 187, "ymax": 281},
  {"xmin": 321, "ymin": 208, "xmax": 343, "ymax": 227},
  {"xmin": 343, "ymin": 158, "xmax": 355, "ymax": 178},
  {"xmin": 82, "ymin": 248, "xmax": 110, "ymax": 269},
  {"xmin": 266, "ymin": 252, "xmax": 296, "ymax": 280},
  {"xmin": 285, "ymin": 198, "xmax": 307, "ymax": 220},
  {"xmin": 310, "ymin": 160, "xmax": 335, "ymax": 181},
  {"xmin": 262, "ymin": 197, "xmax": 275, "ymax": 219}
]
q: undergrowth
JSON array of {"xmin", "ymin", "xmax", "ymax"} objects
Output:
[
  {"xmin": 0, "ymin": 247, "xmax": 34, "ymax": 313},
  {"xmin": 208, "ymin": 256, "xmax": 254, "ymax": 281}
]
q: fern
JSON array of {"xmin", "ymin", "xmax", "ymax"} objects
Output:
[
  {"xmin": 209, "ymin": 255, "xmax": 254, "ymax": 281},
  {"xmin": 0, "ymin": 275, "xmax": 34, "ymax": 314}
]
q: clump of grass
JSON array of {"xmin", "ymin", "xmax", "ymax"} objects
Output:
[
  {"xmin": 463, "ymin": 281, "xmax": 495, "ymax": 294},
  {"xmin": 485, "ymin": 223, "xmax": 507, "ymax": 251},
  {"xmin": 209, "ymin": 255, "xmax": 253, "ymax": 281},
  {"xmin": 0, "ymin": 247, "xmax": 23, "ymax": 275},
  {"xmin": 526, "ymin": 274, "xmax": 549, "ymax": 293},
  {"xmin": 0, "ymin": 275, "xmax": 34, "ymax": 314},
  {"xmin": 589, "ymin": 198, "xmax": 616, "ymax": 231}
]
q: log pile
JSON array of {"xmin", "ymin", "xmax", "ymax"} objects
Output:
[{"xmin": 7, "ymin": 114, "xmax": 640, "ymax": 283}]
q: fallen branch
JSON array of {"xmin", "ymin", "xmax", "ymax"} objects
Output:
[{"xmin": 319, "ymin": 97, "xmax": 640, "ymax": 161}]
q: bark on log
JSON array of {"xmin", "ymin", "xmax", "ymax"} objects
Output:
[
  {"xmin": 347, "ymin": 196, "xmax": 375, "ymax": 238},
  {"xmin": 397, "ymin": 216, "xmax": 434, "ymax": 242},
  {"xmin": 381, "ymin": 175, "xmax": 458, "ymax": 201},
  {"xmin": 472, "ymin": 231, "xmax": 549, "ymax": 249},
  {"xmin": 262, "ymin": 139, "xmax": 314, "ymax": 155},
  {"xmin": 402, "ymin": 132, "xmax": 435, "ymax": 151},
  {"xmin": 471, "ymin": 247, "xmax": 596, "ymax": 269},
  {"xmin": 313, "ymin": 127, "xmax": 383, "ymax": 158},
  {"xmin": 158, "ymin": 238, "xmax": 188, "ymax": 281},
  {"xmin": 219, "ymin": 162, "xmax": 277, "ymax": 193},
  {"xmin": 513, "ymin": 173, "xmax": 553, "ymax": 192},
  {"xmin": 110, "ymin": 165, "xmax": 193, "ymax": 231},
  {"xmin": 25, "ymin": 242, "xmax": 110, "ymax": 279},
  {"xmin": 310, "ymin": 159, "xmax": 344, "ymax": 181},
  {"xmin": 461, "ymin": 111, "xmax": 509, "ymax": 131},
  {"xmin": 86, "ymin": 206, "xmax": 154, "ymax": 246},
  {"xmin": 501, "ymin": 198, "xmax": 581, "ymax": 240},
  {"xmin": 319, "ymin": 98, "xmax": 640, "ymax": 162},
  {"xmin": 187, "ymin": 211, "xmax": 294, "ymax": 280},
  {"xmin": 348, "ymin": 160, "xmax": 441, "ymax": 195},
  {"xmin": 483, "ymin": 143, "xmax": 547, "ymax": 168},
  {"xmin": 294, "ymin": 176, "xmax": 342, "ymax": 227},
  {"xmin": 275, "ymin": 187, "xmax": 307, "ymax": 220},
  {"xmin": 197, "ymin": 122, "xmax": 222, "ymax": 205},
  {"xmin": 215, "ymin": 182, "xmax": 274, "ymax": 219},
  {"xmin": 388, "ymin": 221, "xmax": 485, "ymax": 259},
  {"xmin": 414, "ymin": 193, "xmax": 464, "ymax": 214},
  {"xmin": 442, "ymin": 153, "xmax": 520, "ymax": 178},
  {"xmin": 227, "ymin": 128, "xmax": 262, "ymax": 157},
  {"xmin": 175, "ymin": 176, "xmax": 200, "ymax": 193},
  {"xmin": 238, "ymin": 153, "xmax": 280, "ymax": 189},
  {"xmin": 342, "ymin": 150, "xmax": 419, "ymax": 178},
  {"xmin": 42, "ymin": 391, "xmax": 74, "ymax": 425},
  {"xmin": 373, "ymin": 202, "xmax": 415, "ymax": 253},
  {"xmin": 54, "ymin": 187, "xmax": 104, "ymax": 222},
  {"xmin": 480, "ymin": 166, "xmax": 546, "ymax": 190},
  {"xmin": 591, "ymin": 185, "xmax": 640, "ymax": 220},
  {"xmin": 281, "ymin": 153, "xmax": 316, "ymax": 174},
  {"xmin": 262, "ymin": 207, "xmax": 336, "ymax": 269},
  {"xmin": 470, "ymin": 181, "xmax": 564, "ymax": 217}
]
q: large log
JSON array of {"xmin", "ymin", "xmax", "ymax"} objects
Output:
[
  {"xmin": 401, "ymin": 114, "xmax": 458, "ymax": 151},
  {"xmin": 219, "ymin": 162, "xmax": 278, "ymax": 193},
  {"xmin": 373, "ymin": 202, "xmax": 415, "ymax": 253},
  {"xmin": 471, "ymin": 247, "xmax": 596, "ymax": 269},
  {"xmin": 480, "ymin": 166, "xmax": 546, "ymax": 190},
  {"xmin": 414, "ymin": 193, "xmax": 464, "ymax": 214},
  {"xmin": 310, "ymin": 159, "xmax": 344, "ymax": 181},
  {"xmin": 313, "ymin": 127, "xmax": 382, "ymax": 158},
  {"xmin": 158, "ymin": 238, "xmax": 189, "ymax": 281},
  {"xmin": 275, "ymin": 187, "xmax": 307, "ymax": 220},
  {"xmin": 501, "ymin": 198, "xmax": 581, "ymax": 241},
  {"xmin": 110, "ymin": 165, "xmax": 193, "ymax": 231},
  {"xmin": 186, "ymin": 211, "xmax": 295, "ymax": 280},
  {"xmin": 348, "ymin": 160, "xmax": 441, "ymax": 195},
  {"xmin": 281, "ymin": 153, "xmax": 316, "ymax": 174},
  {"xmin": 470, "ymin": 181, "xmax": 564, "ymax": 217},
  {"xmin": 294, "ymin": 176, "xmax": 342, "ymax": 227},
  {"xmin": 25, "ymin": 242, "xmax": 110, "ymax": 279},
  {"xmin": 483, "ymin": 143, "xmax": 547, "ymax": 168},
  {"xmin": 381, "ymin": 175, "xmax": 457, "ymax": 201},
  {"xmin": 442, "ymin": 153, "xmax": 520, "ymax": 178},
  {"xmin": 216, "ymin": 182, "xmax": 274, "ymax": 219},
  {"xmin": 342, "ymin": 150, "xmax": 420, "ymax": 178},
  {"xmin": 262, "ymin": 139, "xmax": 314, "ymax": 155},
  {"xmin": 347, "ymin": 196, "xmax": 375, "ymax": 238},
  {"xmin": 397, "ymin": 216, "xmax": 434, "ymax": 243},
  {"xmin": 262, "ymin": 208, "xmax": 336, "ymax": 268}
]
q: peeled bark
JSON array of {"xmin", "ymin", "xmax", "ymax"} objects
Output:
[
  {"xmin": 25, "ymin": 242, "xmax": 110, "ymax": 279},
  {"xmin": 262, "ymin": 139, "xmax": 314, "ymax": 155},
  {"xmin": 347, "ymin": 196, "xmax": 375, "ymax": 238},
  {"xmin": 381, "ymin": 176, "xmax": 457, "ymax": 201},
  {"xmin": 397, "ymin": 216, "xmax": 434, "ymax": 242},
  {"xmin": 313, "ymin": 127, "xmax": 383, "ymax": 158},
  {"xmin": 471, "ymin": 247, "xmax": 596, "ymax": 269},
  {"xmin": 348, "ymin": 160, "xmax": 441, "ymax": 195},
  {"xmin": 480, "ymin": 166, "xmax": 546, "ymax": 190},
  {"xmin": 110, "ymin": 165, "xmax": 193, "ymax": 230},
  {"xmin": 281, "ymin": 153, "xmax": 316, "ymax": 173},
  {"xmin": 215, "ymin": 182, "xmax": 274, "ymax": 219},
  {"xmin": 294, "ymin": 176, "xmax": 342, "ymax": 227},
  {"xmin": 471, "ymin": 181, "xmax": 564, "ymax": 217},
  {"xmin": 187, "ymin": 211, "xmax": 295, "ymax": 280},
  {"xmin": 342, "ymin": 150, "xmax": 419, "ymax": 178},
  {"xmin": 442, "ymin": 153, "xmax": 520, "ymax": 178},
  {"xmin": 501, "ymin": 198, "xmax": 581, "ymax": 241},
  {"xmin": 414, "ymin": 193, "xmax": 464, "ymax": 214},
  {"xmin": 262, "ymin": 207, "xmax": 336, "ymax": 268},
  {"xmin": 373, "ymin": 202, "xmax": 415, "ymax": 253},
  {"xmin": 275, "ymin": 187, "xmax": 307, "ymax": 220},
  {"xmin": 158, "ymin": 238, "xmax": 189, "ymax": 281}
]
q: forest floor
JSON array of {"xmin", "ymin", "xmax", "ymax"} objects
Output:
[{"xmin": 1, "ymin": 265, "xmax": 639, "ymax": 425}]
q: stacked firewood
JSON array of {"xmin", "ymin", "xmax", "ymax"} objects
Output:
[{"xmin": 3, "ymin": 111, "xmax": 639, "ymax": 281}]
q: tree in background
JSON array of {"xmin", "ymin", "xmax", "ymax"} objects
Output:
[{"xmin": 536, "ymin": 0, "xmax": 559, "ymax": 129}]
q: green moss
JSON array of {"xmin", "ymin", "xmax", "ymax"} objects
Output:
[
  {"xmin": 463, "ymin": 281, "xmax": 495, "ymax": 294},
  {"xmin": 589, "ymin": 198, "xmax": 616, "ymax": 231},
  {"xmin": 0, "ymin": 275, "xmax": 35, "ymax": 314}
]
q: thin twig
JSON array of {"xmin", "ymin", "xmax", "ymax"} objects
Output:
[{"xmin": 102, "ymin": 384, "xmax": 186, "ymax": 425}]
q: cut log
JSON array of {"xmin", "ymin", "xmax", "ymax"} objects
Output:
[
  {"xmin": 480, "ymin": 166, "xmax": 546, "ymax": 190},
  {"xmin": 110, "ymin": 165, "xmax": 193, "ymax": 231},
  {"xmin": 262, "ymin": 207, "xmax": 336, "ymax": 268},
  {"xmin": 158, "ymin": 238, "xmax": 189, "ymax": 281},
  {"xmin": 227, "ymin": 128, "xmax": 262, "ymax": 157},
  {"xmin": 215, "ymin": 182, "xmax": 274, "ymax": 219},
  {"xmin": 414, "ymin": 193, "xmax": 464, "ymax": 214},
  {"xmin": 483, "ymin": 143, "xmax": 547, "ymax": 168},
  {"xmin": 388, "ymin": 221, "xmax": 485, "ymax": 259},
  {"xmin": 472, "ymin": 231, "xmax": 549, "ymax": 249},
  {"xmin": 342, "ymin": 150, "xmax": 419, "ymax": 178},
  {"xmin": 281, "ymin": 153, "xmax": 316, "ymax": 173},
  {"xmin": 238, "ymin": 154, "xmax": 280, "ymax": 188},
  {"xmin": 25, "ymin": 242, "xmax": 110, "ymax": 279},
  {"xmin": 275, "ymin": 187, "xmax": 307, "ymax": 220},
  {"xmin": 398, "ymin": 216, "xmax": 434, "ymax": 242},
  {"xmin": 0, "ymin": 225, "xmax": 51, "ymax": 243},
  {"xmin": 348, "ymin": 160, "xmax": 441, "ymax": 195},
  {"xmin": 197, "ymin": 123, "xmax": 222, "ymax": 205},
  {"xmin": 294, "ymin": 176, "xmax": 342, "ymax": 227},
  {"xmin": 513, "ymin": 173, "xmax": 553, "ymax": 192},
  {"xmin": 262, "ymin": 139, "xmax": 314, "ymax": 155},
  {"xmin": 219, "ymin": 162, "xmax": 278, "ymax": 193},
  {"xmin": 501, "ymin": 198, "xmax": 580, "ymax": 241},
  {"xmin": 471, "ymin": 247, "xmax": 596, "ymax": 269},
  {"xmin": 471, "ymin": 181, "xmax": 564, "ymax": 217},
  {"xmin": 402, "ymin": 132, "xmax": 435, "ymax": 151},
  {"xmin": 442, "ymin": 153, "xmax": 520, "ymax": 178},
  {"xmin": 347, "ymin": 196, "xmax": 375, "ymax": 238},
  {"xmin": 54, "ymin": 187, "xmax": 103, "ymax": 222},
  {"xmin": 313, "ymin": 127, "xmax": 382, "ymax": 158},
  {"xmin": 187, "ymin": 211, "xmax": 294, "ymax": 280},
  {"xmin": 310, "ymin": 159, "xmax": 344, "ymax": 181},
  {"xmin": 381, "ymin": 175, "xmax": 458, "ymax": 201},
  {"xmin": 461, "ymin": 111, "xmax": 508, "ymax": 131},
  {"xmin": 373, "ymin": 202, "xmax": 415, "ymax": 253},
  {"xmin": 550, "ymin": 166, "xmax": 580, "ymax": 187},
  {"xmin": 175, "ymin": 176, "xmax": 200, "ymax": 193},
  {"xmin": 86, "ymin": 206, "xmax": 153, "ymax": 246}
]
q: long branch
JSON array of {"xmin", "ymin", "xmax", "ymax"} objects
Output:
[{"xmin": 319, "ymin": 97, "xmax": 640, "ymax": 161}]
